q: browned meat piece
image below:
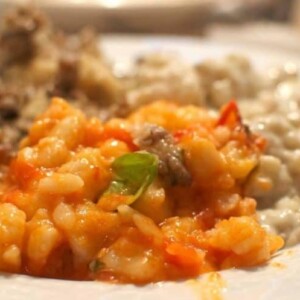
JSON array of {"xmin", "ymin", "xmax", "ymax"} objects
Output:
[
  {"xmin": 0, "ymin": 6, "xmax": 122, "ymax": 157},
  {"xmin": 53, "ymin": 52, "xmax": 79, "ymax": 97},
  {"xmin": 50, "ymin": 28, "xmax": 122, "ymax": 108},
  {"xmin": 0, "ymin": 6, "xmax": 47, "ymax": 69},
  {"xmin": 0, "ymin": 86, "xmax": 21, "ymax": 121},
  {"xmin": 52, "ymin": 28, "xmax": 96, "ymax": 98},
  {"xmin": 133, "ymin": 124, "xmax": 191, "ymax": 186},
  {"xmin": 0, "ymin": 85, "xmax": 25, "ymax": 151},
  {"xmin": 0, "ymin": 82, "xmax": 49, "ymax": 152}
]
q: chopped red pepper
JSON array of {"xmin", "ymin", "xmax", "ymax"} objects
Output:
[
  {"xmin": 217, "ymin": 100, "xmax": 241, "ymax": 128},
  {"xmin": 9, "ymin": 160, "xmax": 41, "ymax": 189},
  {"xmin": 165, "ymin": 242, "xmax": 204, "ymax": 272}
]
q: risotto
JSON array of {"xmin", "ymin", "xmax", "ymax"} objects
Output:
[
  {"xmin": 0, "ymin": 98, "xmax": 283, "ymax": 283},
  {"xmin": 0, "ymin": 4, "xmax": 299, "ymax": 285},
  {"xmin": 128, "ymin": 53, "xmax": 300, "ymax": 247}
]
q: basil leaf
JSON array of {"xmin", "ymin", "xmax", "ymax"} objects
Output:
[
  {"xmin": 89, "ymin": 259, "xmax": 105, "ymax": 273},
  {"xmin": 104, "ymin": 152, "xmax": 158, "ymax": 205},
  {"xmin": 106, "ymin": 181, "xmax": 131, "ymax": 195}
]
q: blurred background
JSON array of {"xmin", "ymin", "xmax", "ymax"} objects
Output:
[{"xmin": 0, "ymin": 0, "xmax": 300, "ymax": 49}]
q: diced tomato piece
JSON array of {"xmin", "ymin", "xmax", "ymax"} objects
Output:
[
  {"xmin": 217, "ymin": 101, "xmax": 266, "ymax": 153},
  {"xmin": 9, "ymin": 160, "xmax": 41, "ymax": 189},
  {"xmin": 217, "ymin": 100, "xmax": 241, "ymax": 128},
  {"xmin": 165, "ymin": 242, "xmax": 203, "ymax": 272},
  {"xmin": 173, "ymin": 129, "xmax": 190, "ymax": 142}
]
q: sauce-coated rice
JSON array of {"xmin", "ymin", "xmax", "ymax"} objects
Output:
[{"xmin": 0, "ymin": 98, "xmax": 283, "ymax": 283}]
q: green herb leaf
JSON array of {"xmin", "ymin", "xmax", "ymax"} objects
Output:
[
  {"xmin": 104, "ymin": 152, "xmax": 158, "ymax": 205},
  {"xmin": 89, "ymin": 259, "xmax": 105, "ymax": 273}
]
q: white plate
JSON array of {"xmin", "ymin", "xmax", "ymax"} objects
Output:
[
  {"xmin": 2, "ymin": 36, "xmax": 300, "ymax": 300},
  {"xmin": 0, "ymin": 1, "xmax": 213, "ymax": 32}
]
